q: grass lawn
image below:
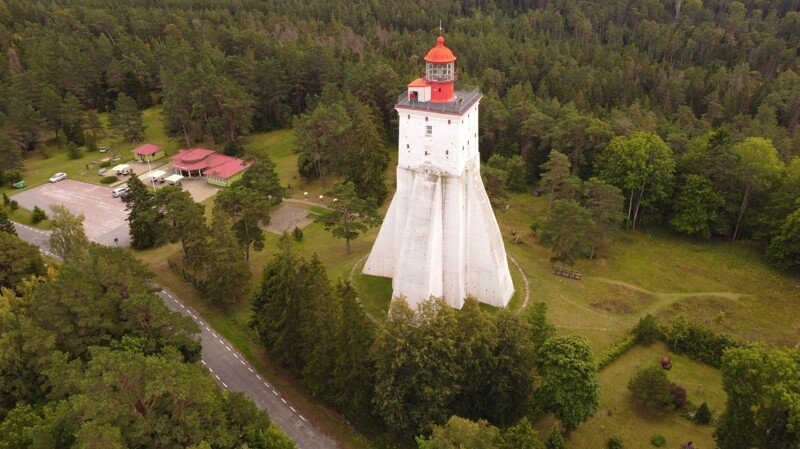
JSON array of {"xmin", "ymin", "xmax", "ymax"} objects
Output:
[{"xmin": 561, "ymin": 341, "xmax": 725, "ymax": 449}]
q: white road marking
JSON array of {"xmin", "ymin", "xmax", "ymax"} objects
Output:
[
  {"xmin": 240, "ymin": 360, "xmax": 245, "ymax": 365},
  {"xmin": 290, "ymin": 406, "xmax": 296, "ymax": 412},
  {"xmin": 212, "ymin": 332, "xmax": 218, "ymax": 338},
  {"xmin": 180, "ymin": 304, "xmax": 186, "ymax": 309},
  {"xmin": 201, "ymin": 360, "xmax": 206, "ymax": 365},
  {"xmin": 222, "ymin": 382, "xmax": 228, "ymax": 388},
  {"xmin": 215, "ymin": 374, "xmax": 220, "ymax": 380},
  {"xmin": 256, "ymin": 375, "xmax": 262, "ymax": 380},
  {"xmin": 248, "ymin": 367, "xmax": 253, "ymax": 372},
  {"xmin": 218, "ymin": 339, "xmax": 224, "ymax": 344},
  {"xmin": 272, "ymin": 390, "xmax": 278, "ymax": 396},
  {"xmin": 264, "ymin": 382, "xmax": 269, "ymax": 387},
  {"xmin": 300, "ymin": 415, "xmax": 307, "ymax": 421},
  {"xmin": 234, "ymin": 353, "xmax": 239, "ymax": 359},
  {"xmin": 281, "ymin": 398, "xmax": 287, "ymax": 404},
  {"xmin": 205, "ymin": 326, "xmax": 210, "ymax": 331}
]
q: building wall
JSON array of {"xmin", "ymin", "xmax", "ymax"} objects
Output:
[{"xmin": 396, "ymin": 101, "xmax": 480, "ymax": 177}]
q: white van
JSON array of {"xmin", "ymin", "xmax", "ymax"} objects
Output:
[{"xmin": 111, "ymin": 186, "xmax": 129, "ymax": 197}]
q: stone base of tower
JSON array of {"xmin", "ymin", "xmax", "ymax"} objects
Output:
[{"xmin": 363, "ymin": 161, "xmax": 514, "ymax": 310}]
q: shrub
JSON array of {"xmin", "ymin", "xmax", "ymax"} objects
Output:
[
  {"xmin": 31, "ymin": 206, "xmax": 47, "ymax": 224},
  {"xmin": 544, "ymin": 427, "xmax": 565, "ymax": 449},
  {"xmin": 2, "ymin": 192, "xmax": 9, "ymax": 206},
  {"xmin": 292, "ymin": 226, "xmax": 303, "ymax": 241},
  {"xmin": 607, "ymin": 436, "xmax": 624, "ymax": 449},
  {"xmin": 694, "ymin": 402, "xmax": 712, "ymax": 425},
  {"xmin": 628, "ymin": 366, "xmax": 674, "ymax": 409},
  {"xmin": 650, "ymin": 434, "xmax": 666, "ymax": 447},
  {"xmin": 10, "ymin": 200, "xmax": 18, "ymax": 211},
  {"xmin": 671, "ymin": 384, "xmax": 688, "ymax": 408},
  {"xmin": 101, "ymin": 175, "xmax": 119, "ymax": 184},
  {"xmin": 596, "ymin": 332, "xmax": 638, "ymax": 369},
  {"xmin": 5, "ymin": 170, "xmax": 22, "ymax": 184},
  {"xmin": 66, "ymin": 142, "xmax": 83, "ymax": 160},
  {"xmin": 99, "ymin": 161, "xmax": 111, "ymax": 168},
  {"xmin": 634, "ymin": 314, "xmax": 660, "ymax": 345}
]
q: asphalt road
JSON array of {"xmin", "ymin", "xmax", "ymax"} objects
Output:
[{"xmin": 12, "ymin": 222, "xmax": 338, "ymax": 449}]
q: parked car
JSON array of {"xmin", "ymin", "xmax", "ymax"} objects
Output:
[
  {"xmin": 49, "ymin": 172, "xmax": 68, "ymax": 183},
  {"xmin": 97, "ymin": 168, "xmax": 108, "ymax": 175},
  {"xmin": 111, "ymin": 186, "xmax": 129, "ymax": 197},
  {"xmin": 118, "ymin": 190, "xmax": 130, "ymax": 200}
]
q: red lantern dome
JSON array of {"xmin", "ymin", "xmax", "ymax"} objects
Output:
[{"xmin": 424, "ymin": 36, "xmax": 457, "ymax": 64}]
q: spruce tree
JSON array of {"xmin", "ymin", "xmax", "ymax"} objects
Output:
[
  {"xmin": 332, "ymin": 281, "xmax": 375, "ymax": 420},
  {"xmin": 249, "ymin": 235, "xmax": 305, "ymax": 373},
  {"xmin": 0, "ymin": 208, "xmax": 17, "ymax": 235},
  {"xmin": 125, "ymin": 174, "xmax": 157, "ymax": 249}
]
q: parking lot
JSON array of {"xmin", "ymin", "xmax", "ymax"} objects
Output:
[{"xmin": 11, "ymin": 179, "xmax": 131, "ymax": 247}]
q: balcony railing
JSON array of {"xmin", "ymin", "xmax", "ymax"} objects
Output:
[{"xmin": 396, "ymin": 85, "xmax": 481, "ymax": 115}]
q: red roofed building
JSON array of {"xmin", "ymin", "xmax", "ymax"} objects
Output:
[
  {"xmin": 132, "ymin": 143, "xmax": 167, "ymax": 162},
  {"xmin": 170, "ymin": 148, "xmax": 252, "ymax": 187}
]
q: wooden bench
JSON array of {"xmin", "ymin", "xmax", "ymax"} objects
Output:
[{"xmin": 551, "ymin": 266, "xmax": 582, "ymax": 280}]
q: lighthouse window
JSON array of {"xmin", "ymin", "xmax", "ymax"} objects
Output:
[{"xmin": 426, "ymin": 125, "xmax": 432, "ymax": 136}]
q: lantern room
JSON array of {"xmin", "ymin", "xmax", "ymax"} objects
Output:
[{"xmin": 406, "ymin": 36, "xmax": 458, "ymax": 103}]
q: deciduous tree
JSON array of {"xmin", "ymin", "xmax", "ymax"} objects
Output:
[
  {"xmin": 596, "ymin": 132, "xmax": 675, "ymax": 229},
  {"xmin": 314, "ymin": 181, "xmax": 380, "ymax": 255},
  {"xmin": 731, "ymin": 137, "xmax": 782, "ymax": 241},
  {"xmin": 537, "ymin": 335, "xmax": 600, "ymax": 433}
]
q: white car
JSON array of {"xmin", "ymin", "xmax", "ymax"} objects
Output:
[{"xmin": 49, "ymin": 172, "xmax": 67, "ymax": 183}]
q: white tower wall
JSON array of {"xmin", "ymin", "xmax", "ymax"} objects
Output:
[{"xmin": 364, "ymin": 91, "xmax": 514, "ymax": 310}]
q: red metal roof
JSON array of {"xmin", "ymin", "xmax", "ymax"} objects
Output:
[
  {"xmin": 203, "ymin": 158, "xmax": 253, "ymax": 179},
  {"xmin": 132, "ymin": 143, "xmax": 165, "ymax": 156},
  {"xmin": 170, "ymin": 149, "xmax": 251, "ymax": 178},
  {"xmin": 408, "ymin": 78, "xmax": 430, "ymax": 88},
  {"xmin": 424, "ymin": 36, "xmax": 456, "ymax": 64}
]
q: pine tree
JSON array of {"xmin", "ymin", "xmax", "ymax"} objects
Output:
[{"xmin": 110, "ymin": 93, "xmax": 144, "ymax": 142}]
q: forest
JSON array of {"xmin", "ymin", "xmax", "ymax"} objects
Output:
[
  {"xmin": 0, "ymin": 0, "xmax": 798, "ymax": 266},
  {"xmin": 0, "ymin": 0, "xmax": 799, "ymax": 447}
]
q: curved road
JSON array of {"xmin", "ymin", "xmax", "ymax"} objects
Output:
[{"xmin": 13, "ymin": 223, "xmax": 338, "ymax": 449}]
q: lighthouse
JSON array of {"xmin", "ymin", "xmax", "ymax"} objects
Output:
[{"xmin": 363, "ymin": 36, "xmax": 514, "ymax": 310}]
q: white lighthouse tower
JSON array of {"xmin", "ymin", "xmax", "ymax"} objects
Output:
[{"xmin": 363, "ymin": 36, "xmax": 514, "ymax": 310}]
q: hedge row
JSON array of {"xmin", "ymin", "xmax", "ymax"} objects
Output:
[
  {"xmin": 659, "ymin": 316, "xmax": 744, "ymax": 368},
  {"xmin": 596, "ymin": 332, "xmax": 638, "ymax": 369}
]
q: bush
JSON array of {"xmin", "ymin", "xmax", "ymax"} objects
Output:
[
  {"xmin": 31, "ymin": 206, "xmax": 47, "ymax": 224},
  {"xmin": 292, "ymin": 226, "xmax": 303, "ymax": 241},
  {"xmin": 10, "ymin": 200, "xmax": 18, "ymax": 211},
  {"xmin": 671, "ymin": 384, "xmax": 688, "ymax": 408},
  {"xmin": 694, "ymin": 402, "xmax": 712, "ymax": 425},
  {"xmin": 101, "ymin": 175, "xmax": 119, "ymax": 184},
  {"xmin": 66, "ymin": 142, "xmax": 83, "ymax": 160},
  {"xmin": 5, "ymin": 170, "xmax": 22, "ymax": 184},
  {"xmin": 634, "ymin": 314, "xmax": 660, "ymax": 345},
  {"xmin": 628, "ymin": 365, "xmax": 674, "ymax": 409},
  {"xmin": 99, "ymin": 161, "xmax": 111, "ymax": 168},
  {"xmin": 607, "ymin": 436, "xmax": 624, "ymax": 449},
  {"xmin": 650, "ymin": 434, "xmax": 666, "ymax": 447},
  {"xmin": 2, "ymin": 192, "xmax": 9, "ymax": 206},
  {"xmin": 544, "ymin": 427, "xmax": 565, "ymax": 449},
  {"xmin": 596, "ymin": 332, "xmax": 638, "ymax": 369}
]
